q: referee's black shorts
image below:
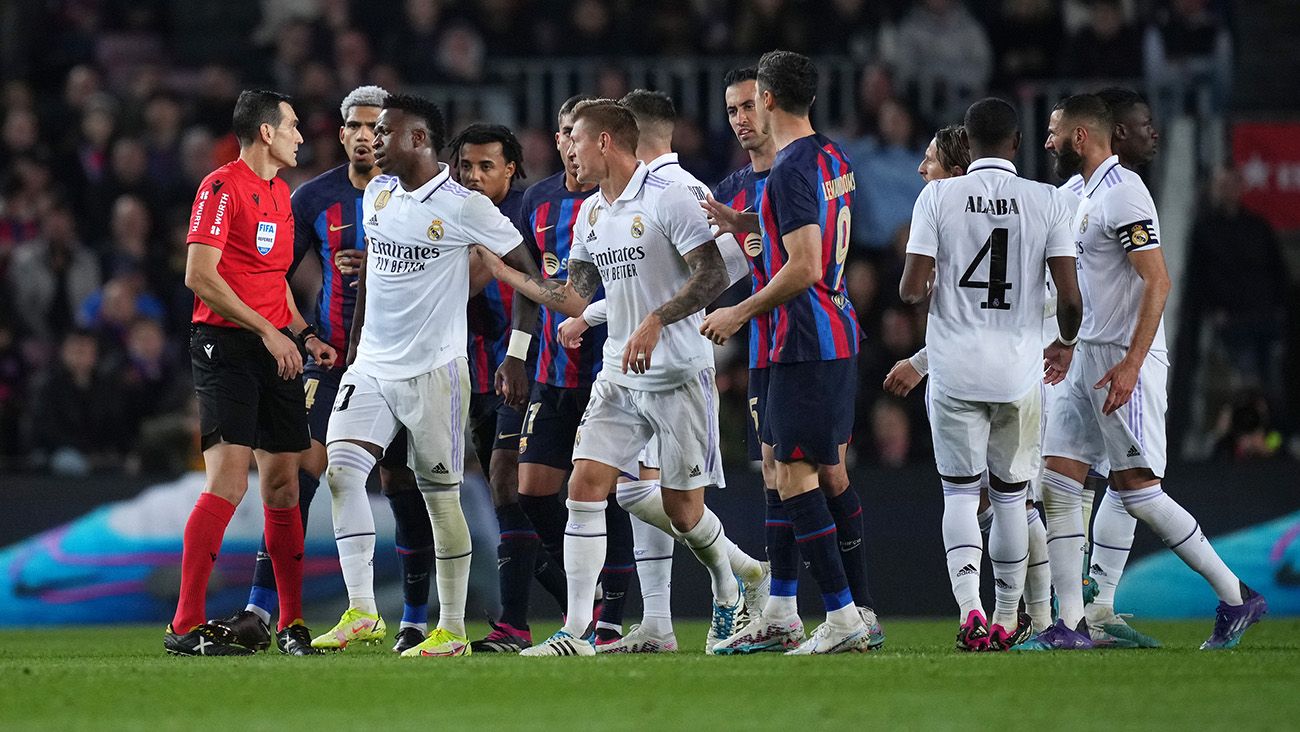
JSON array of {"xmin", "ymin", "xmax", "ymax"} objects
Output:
[{"xmin": 191, "ymin": 323, "xmax": 310, "ymax": 453}]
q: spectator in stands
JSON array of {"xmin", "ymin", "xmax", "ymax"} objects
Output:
[
  {"xmin": 117, "ymin": 317, "xmax": 188, "ymax": 449},
  {"xmin": 77, "ymin": 270, "xmax": 166, "ymax": 360},
  {"xmin": 1212, "ymin": 391, "xmax": 1283, "ymax": 462},
  {"xmin": 848, "ymin": 99, "xmax": 926, "ymax": 250},
  {"xmin": 850, "ymin": 63, "xmax": 897, "ymax": 141},
  {"xmin": 732, "ymin": 0, "xmax": 809, "ymax": 55},
  {"xmin": 0, "ymin": 317, "xmax": 27, "ymax": 467},
  {"xmin": 990, "ymin": 0, "xmax": 1064, "ymax": 90},
  {"xmin": 30, "ymin": 328, "xmax": 125, "ymax": 475},
  {"xmin": 385, "ymin": 0, "xmax": 449, "ymax": 81},
  {"xmin": 8, "ymin": 202, "xmax": 100, "ymax": 341},
  {"xmin": 141, "ymin": 93, "xmax": 186, "ymax": 192},
  {"xmin": 0, "ymin": 155, "xmax": 58, "ymax": 277},
  {"xmin": 886, "ymin": 0, "xmax": 993, "ymax": 123},
  {"xmin": 1182, "ymin": 167, "xmax": 1287, "ymax": 407},
  {"xmin": 100, "ymin": 194, "xmax": 153, "ymax": 277},
  {"xmin": 1144, "ymin": 0, "xmax": 1233, "ymax": 115},
  {"xmin": 57, "ymin": 93, "xmax": 117, "ymax": 215},
  {"xmin": 1059, "ymin": 0, "xmax": 1144, "ymax": 80}
]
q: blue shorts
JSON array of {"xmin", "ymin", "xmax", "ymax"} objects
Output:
[
  {"xmin": 766, "ymin": 357, "xmax": 856, "ymax": 466},
  {"xmin": 305, "ymin": 364, "xmax": 409, "ymax": 471},
  {"xmin": 518, "ymin": 381, "xmax": 592, "ymax": 471},
  {"xmin": 746, "ymin": 368, "xmax": 771, "ymax": 462}
]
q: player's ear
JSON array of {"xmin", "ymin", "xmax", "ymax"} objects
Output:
[
  {"xmin": 339, "ymin": 126, "xmax": 347, "ymax": 145},
  {"xmin": 1011, "ymin": 130, "xmax": 1021, "ymax": 155},
  {"xmin": 260, "ymin": 121, "xmax": 274, "ymax": 146}
]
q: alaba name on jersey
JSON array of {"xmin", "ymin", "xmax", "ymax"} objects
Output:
[
  {"xmin": 714, "ymin": 162, "xmax": 771, "ymax": 370},
  {"xmin": 1071, "ymin": 155, "xmax": 1165, "ymax": 352},
  {"xmin": 907, "ymin": 157, "xmax": 1076, "ymax": 403},
  {"xmin": 351, "ymin": 163, "xmax": 522, "ymax": 381},
  {"xmin": 570, "ymin": 162, "xmax": 716, "ymax": 391}
]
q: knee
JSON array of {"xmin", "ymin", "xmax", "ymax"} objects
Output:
[
  {"xmin": 380, "ymin": 466, "xmax": 417, "ymax": 496},
  {"xmin": 661, "ymin": 492, "xmax": 702, "ymax": 532}
]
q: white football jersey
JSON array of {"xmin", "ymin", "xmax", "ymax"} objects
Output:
[
  {"xmin": 571, "ymin": 162, "xmax": 716, "ymax": 391},
  {"xmin": 906, "ymin": 158, "xmax": 1076, "ymax": 402},
  {"xmin": 645, "ymin": 153, "xmax": 751, "ymax": 286},
  {"xmin": 1070, "ymin": 155, "xmax": 1166, "ymax": 352},
  {"xmin": 352, "ymin": 164, "xmax": 522, "ymax": 380}
]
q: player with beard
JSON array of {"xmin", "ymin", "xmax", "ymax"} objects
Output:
[{"xmin": 1021, "ymin": 93, "xmax": 1266, "ymax": 651}]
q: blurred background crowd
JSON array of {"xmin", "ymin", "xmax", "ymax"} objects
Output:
[{"xmin": 0, "ymin": 0, "xmax": 1293, "ymax": 477}]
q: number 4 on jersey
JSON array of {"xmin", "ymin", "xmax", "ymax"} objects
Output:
[{"xmin": 959, "ymin": 227, "xmax": 1012, "ymax": 310}]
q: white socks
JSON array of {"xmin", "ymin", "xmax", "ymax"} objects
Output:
[
  {"xmin": 326, "ymin": 442, "xmax": 378, "ymax": 615},
  {"xmin": 617, "ymin": 481, "xmax": 675, "ymax": 630},
  {"xmin": 674, "ymin": 508, "xmax": 740, "ymax": 606},
  {"xmin": 418, "ymin": 479, "xmax": 471, "ymax": 637},
  {"xmin": 1041, "ymin": 469, "xmax": 1087, "ymax": 627},
  {"xmin": 1025, "ymin": 505, "xmax": 1052, "ymax": 629},
  {"xmin": 1090, "ymin": 488, "xmax": 1137, "ymax": 609},
  {"xmin": 988, "ymin": 486, "xmax": 1028, "ymax": 630},
  {"xmin": 1118, "ymin": 485, "xmax": 1242, "ymax": 605},
  {"xmin": 941, "ymin": 479, "xmax": 984, "ymax": 618},
  {"xmin": 563, "ymin": 499, "xmax": 607, "ymax": 636}
]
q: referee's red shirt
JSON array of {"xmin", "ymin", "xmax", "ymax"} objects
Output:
[{"xmin": 187, "ymin": 158, "xmax": 294, "ymax": 329}]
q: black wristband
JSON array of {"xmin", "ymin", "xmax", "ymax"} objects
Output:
[{"xmin": 296, "ymin": 325, "xmax": 318, "ymax": 347}]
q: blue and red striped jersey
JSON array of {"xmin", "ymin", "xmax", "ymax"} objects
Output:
[
  {"xmin": 291, "ymin": 165, "xmax": 366, "ymax": 363},
  {"xmin": 522, "ymin": 171, "xmax": 603, "ymax": 388},
  {"xmin": 467, "ymin": 187, "xmax": 534, "ymax": 394},
  {"xmin": 759, "ymin": 133, "xmax": 861, "ymax": 363},
  {"xmin": 714, "ymin": 163, "xmax": 772, "ymax": 369}
]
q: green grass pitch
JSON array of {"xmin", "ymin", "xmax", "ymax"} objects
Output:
[{"xmin": 1, "ymin": 619, "xmax": 1297, "ymax": 730}]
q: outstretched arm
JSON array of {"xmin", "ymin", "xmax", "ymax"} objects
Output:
[{"xmin": 472, "ymin": 245, "xmax": 598, "ymax": 319}]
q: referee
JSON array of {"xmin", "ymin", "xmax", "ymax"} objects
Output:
[{"xmin": 165, "ymin": 90, "xmax": 337, "ymax": 657}]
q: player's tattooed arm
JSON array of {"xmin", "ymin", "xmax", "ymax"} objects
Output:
[
  {"xmin": 653, "ymin": 242, "xmax": 728, "ymax": 326},
  {"xmin": 471, "ymin": 244, "xmax": 593, "ymax": 319},
  {"xmin": 567, "ymin": 259, "xmax": 602, "ymax": 300}
]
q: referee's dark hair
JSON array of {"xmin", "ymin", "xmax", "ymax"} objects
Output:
[
  {"xmin": 559, "ymin": 93, "xmax": 596, "ymax": 120},
  {"xmin": 757, "ymin": 50, "xmax": 818, "ymax": 115},
  {"xmin": 723, "ymin": 66, "xmax": 758, "ymax": 87},
  {"xmin": 1054, "ymin": 93, "xmax": 1113, "ymax": 137},
  {"xmin": 571, "ymin": 99, "xmax": 639, "ymax": 153},
  {"xmin": 383, "ymin": 93, "xmax": 447, "ymax": 153},
  {"xmin": 1095, "ymin": 87, "xmax": 1147, "ymax": 120},
  {"xmin": 232, "ymin": 90, "xmax": 293, "ymax": 147},
  {"xmin": 963, "ymin": 97, "xmax": 1020, "ymax": 148},
  {"xmin": 448, "ymin": 123, "xmax": 527, "ymax": 181}
]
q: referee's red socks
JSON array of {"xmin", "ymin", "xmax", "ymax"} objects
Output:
[
  {"xmin": 263, "ymin": 504, "xmax": 304, "ymax": 631},
  {"xmin": 172, "ymin": 492, "xmax": 236, "ymax": 632}
]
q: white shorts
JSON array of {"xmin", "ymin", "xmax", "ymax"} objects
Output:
[
  {"xmin": 1042, "ymin": 342, "xmax": 1168, "ymax": 478},
  {"xmin": 326, "ymin": 358, "xmax": 470, "ymax": 484},
  {"xmin": 574, "ymin": 370, "xmax": 723, "ymax": 491},
  {"xmin": 928, "ymin": 383, "xmax": 1042, "ymax": 484}
]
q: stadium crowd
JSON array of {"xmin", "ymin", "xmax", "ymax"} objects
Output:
[{"xmin": 0, "ymin": 0, "xmax": 1286, "ymax": 476}]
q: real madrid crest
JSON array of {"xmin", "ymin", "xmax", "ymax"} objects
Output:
[
  {"xmin": 1079, "ymin": 213, "xmax": 1089, "ymax": 234},
  {"xmin": 1130, "ymin": 224, "xmax": 1148, "ymax": 247},
  {"xmin": 427, "ymin": 219, "xmax": 444, "ymax": 241},
  {"xmin": 588, "ymin": 206, "xmax": 600, "ymax": 227},
  {"xmin": 542, "ymin": 251, "xmax": 561, "ymax": 276},
  {"xmin": 375, "ymin": 188, "xmax": 392, "ymax": 211},
  {"xmin": 630, "ymin": 215, "xmax": 644, "ymax": 239}
]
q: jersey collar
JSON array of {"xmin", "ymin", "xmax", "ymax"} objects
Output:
[
  {"xmin": 1083, "ymin": 155, "xmax": 1121, "ymax": 198},
  {"xmin": 395, "ymin": 162, "xmax": 450, "ymax": 202},
  {"xmin": 966, "ymin": 157, "xmax": 1017, "ymax": 175},
  {"xmin": 647, "ymin": 152, "xmax": 679, "ymax": 173},
  {"xmin": 607, "ymin": 162, "xmax": 650, "ymax": 206}
]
